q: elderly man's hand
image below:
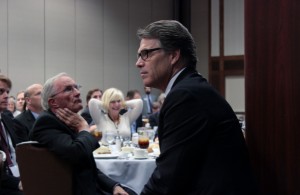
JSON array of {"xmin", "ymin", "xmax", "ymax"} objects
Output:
[
  {"xmin": 113, "ymin": 185, "xmax": 129, "ymax": 195},
  {"xmin": 55, "ymin": 108, "xmax": 90, "ymax": 133}
]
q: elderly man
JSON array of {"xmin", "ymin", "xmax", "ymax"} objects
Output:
[
  {"xmin": 29, "ymin": 73, "xmax": 130, "ymax": 195},
  {"xmin": 13, "ymin": 84, "xmax": 43, "ymax": 142},
  {"xmin": 135, "ymin": 20, "xmax": 258, "ymax": 195}
]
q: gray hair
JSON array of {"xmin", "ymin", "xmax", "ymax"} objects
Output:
[
  {"xmin": 41, "ymin": 72, "xmax": 68, "ymax": 110},
  {"xmin": 137, "ymin": 20, "xmax": 198, "ymax": 69}
]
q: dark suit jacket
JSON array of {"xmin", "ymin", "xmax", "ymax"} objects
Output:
[
  {"xmin": 13, "ymin": 110, "xmax": 36, "ymax": 142},
  {"xmin": 135, "ymin": 114, "xmax": 143, "ymax": 131},
  {"xmin": 148, "ymin": 112, "xmax": 159, "ymax": 128},
  {"xmin": 29, "ymin": 110, "xmax": 118, "ymax": 195},
  {"xmin": 141, "ymin": 68, "xmax": 258, "ymax": 195},
  {"xmin": 80, "ymin": 107, "xmax": 93, "ymax": 125},
  {"xmin": 0, "ymin": 112, "xmax": 22, "ymax": 194}
]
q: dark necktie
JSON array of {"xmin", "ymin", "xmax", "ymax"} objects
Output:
[
  {"xmin": 0, "ymin": 122, "xmax": 13, "ymax": 166},
  {"xmin": 147, "ymin": 94, "xmax": 152, "ymax": 114}
]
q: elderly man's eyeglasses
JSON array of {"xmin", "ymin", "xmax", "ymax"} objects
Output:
[
  {"xmin": 0, "ymin": 88, "xmax": 9, "ymax": 95},
  {"xmin": 51, "ymin": 84, "xmax": 82, "ymax": 97},
  {"xmin": 137, "ymin": 48, "xmax": 162, "ymax": 61}
]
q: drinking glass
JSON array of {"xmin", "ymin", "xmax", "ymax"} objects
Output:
[
  {"xmin": 105, "ymin": 132, "xmax": 116, "ymax": 145},
  {"xmin": 146, "ymin": 130, "xmax": 155, "ymax": 143},
  {"xmin": 138, "ymin": 132, "xmax": 149, "ymax": 149},
  {"xmin": 122, "ymin": 136, "xmax": 131, "ymax": 147},
  {"xmin": 91, "ymin": 128, "xmax": 102, "ymax": 142}
]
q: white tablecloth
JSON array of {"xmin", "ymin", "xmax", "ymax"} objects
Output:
[{"xmin": 95, "ymin": 158, "xmax": 156, "ymax": 194}]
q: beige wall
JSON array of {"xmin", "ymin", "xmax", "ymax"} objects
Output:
[
  {"xmin": 1, "ymin": 0, "xmax": 242, "ymax": 108},
  {"xmin": 0, "ymin": 0, "xmax": 174, "ymax": 104}
]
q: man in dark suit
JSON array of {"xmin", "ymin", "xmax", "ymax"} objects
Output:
[
  {"xmin": 126, "ymin": 89, "xmax": 143, "ymax": 133},
  {"xmin": 135, "ymin": 20, "xmax": 258, "ymax": 195},
  {"xmin": 29, "ymin": 73, "xmax": 131, "ymax": 195},
  {"xmin": 141, "ymin": 87, "xmax": 157, "ymax": 117},
  {"xmin": 13, "ymin": 84, "xmax": 43, "ymax": 142},
  {"xmin": 0, "ymin": 75, "xmax": 23, "ymax": 195}
]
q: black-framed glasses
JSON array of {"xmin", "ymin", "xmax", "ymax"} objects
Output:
[
  {"xmin": 137, "ymin": 48, "xmax": 162, "ymax": 61},
  {"xmin": 51, "ymin": 84, "xmax": 82, "ymax": 98},
  {"xmin": 0, "ymin": 88, "xmax": 10, "ymax": 95}
]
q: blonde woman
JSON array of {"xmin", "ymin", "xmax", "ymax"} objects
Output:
[{"xmin": 89, "ymin": 88, "xmax": 143, "ymax": 145}]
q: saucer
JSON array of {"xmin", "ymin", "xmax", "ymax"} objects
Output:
[{"xmin": 133, "ymin": 156, "xmax": 148, "ymax": 159}]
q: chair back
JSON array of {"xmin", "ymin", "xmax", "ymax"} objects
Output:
[{"xmin": 16, "ymin": 141, "xmax": 72, "ymax": 195}]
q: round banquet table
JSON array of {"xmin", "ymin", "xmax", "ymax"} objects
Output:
[{"xmin": 95, "ymin": 157, "xmax": 156, "ymax": 194}]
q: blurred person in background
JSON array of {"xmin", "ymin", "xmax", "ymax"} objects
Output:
[
  {"xmin": 141, "ymin": 87, "xmax": 157, "ymax": 117},
  {"xmin": 126, "ymin": 89, "xmax": 143, "ymax": 133},
  {"xmin": 81, "ymin": 88, "xmax": 103, "ymax": 125},
  {"xmin": 13, "ymin": 84, "xmax": 43, "ymax": 142},
  {"xmin": 7, "ymin": 96, "xmax": 19, "ymax": 117},
  {"xmin": 89, "ymin": 88, "xmax": 143, "ymax": 145},
  {"xmin": 148, "ymin": 101, "xmax": 160, "ymax": 128},
  {"xmin": 15, "ymin": 91, "xmax": 25, "ymax": 116},
  {"xmin": 148, "ymin": 93, "xmax": 165, "ymax": 128}
]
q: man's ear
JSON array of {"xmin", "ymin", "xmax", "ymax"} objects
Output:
[
  {"xmin": 48, "ymin": 98, "xmax": 59, "ymax": 109},
  {"xmin": 170, "ymin": 49, "xmax": 180, "ymax": 66},
  {"xmin": 25, "ymin": 97, "xmax": 31, "ymax": 105}
]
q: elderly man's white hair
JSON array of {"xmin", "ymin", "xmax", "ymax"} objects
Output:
[{"xmin": 41, "ymin": 72, "xmax": 69, "ymax": 110}]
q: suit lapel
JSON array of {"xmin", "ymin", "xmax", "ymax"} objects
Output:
[{"xmin": 1, "ymin": 113, "xmax": 19, "ymax": 147}]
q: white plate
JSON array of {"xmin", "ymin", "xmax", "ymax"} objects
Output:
[
  {"xmin": 93, "ymin": 153, "xmax": 119, "ymax": 159},
  {"xmin": 148, "ymin": 153, "xmax": 159, "ymax": 158},
  {"xmin": 133, "ymin": 156, "xmax": 148, "ymax": 160}
]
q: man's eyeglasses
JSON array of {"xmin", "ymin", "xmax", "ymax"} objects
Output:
[
  {"xmin": 137, "ymin": 48, "xmax": 162, "ymax": 61},
  {"xmin": 0, "ymin": 88, "xmax": 10, "ymax": 95},
  {"xmin": 51, "ymin": 84, "xmax": 82, "ymax": 98}
]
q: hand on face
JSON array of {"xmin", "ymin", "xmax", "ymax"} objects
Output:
[
  {"xmin": 113, "ymin": 185, "xmax": 129, "ymax": 195},
  {"xmin": 55, "ymin": 108, "xmax": 89, "ymax": 133}
]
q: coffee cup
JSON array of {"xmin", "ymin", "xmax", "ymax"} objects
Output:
[{"xmin": 133, "ymin": 148, "xmax": 148, "ymax": 159}]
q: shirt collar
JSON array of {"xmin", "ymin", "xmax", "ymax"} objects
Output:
[
  {"xmin": 164, "ymin": 67, "xmax": 186, "ymax": 96},
  {"xmin": 30, "ymin": 111, "xmax": 39, "ymax": 119}
]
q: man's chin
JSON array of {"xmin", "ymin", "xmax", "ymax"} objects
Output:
[
  {"xmin": 0, "ymin": 105, "xmax": 7, "ymax": 112},
  {"xmin": 73, "ymin": 104, "xmax": 83, "ymax": 113}
]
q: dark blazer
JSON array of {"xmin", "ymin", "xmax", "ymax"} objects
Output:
[
  {"xmin": 141, "ymin": 68, "xmax": 258, "ymax": 195},
  {"xmin": 148, "ymin": 112, "xmax": 159, "ymax": 128},
  {"xmin": 29, "ymin": 110, "xmax": 118, "ymax": 195},
  {"xmin": 80, "ymin": 107, "xmax": 93, "ymax": 125},
  {"xmin": 135, "ymin": 114, "xmax": 143, "ymax": 131},
  {"xmin": 13, "ymin": 110, "xmax": 36, "ymax": 142},
  {"xmin": 0, "ymin": 112, "xmax": 22, "ymax": 195}
]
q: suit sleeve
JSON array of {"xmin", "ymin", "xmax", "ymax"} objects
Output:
[
  {"xmin": 30, "ymin": 114, "xmax": 99, "ymax": 166},
  {"xmin": 96, "ymin": 169, "xmax": 119, "ymax": 192},
  {"xmin": 13, "ymin": 118, "xmax": 30, "ymax": 142}
]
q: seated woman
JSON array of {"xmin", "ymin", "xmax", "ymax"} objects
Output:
[
  {"xmin": 89, "ymin": 88, "xmax": 143, "ymax": 145},
  {"xmin": 7, "ymin": 96, "xmax": 21, "ymax": 117}
]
